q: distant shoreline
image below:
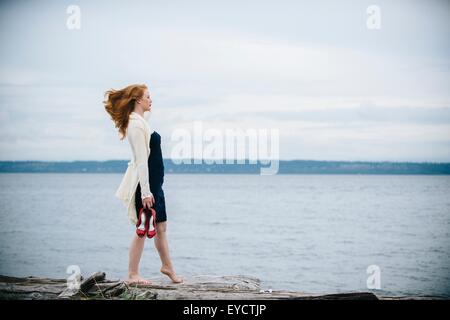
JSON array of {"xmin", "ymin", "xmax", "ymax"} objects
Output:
[{"xmin": 0, "ymin": 160, "xmax": 449, "ymax": 175}]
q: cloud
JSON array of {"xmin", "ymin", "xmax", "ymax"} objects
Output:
[{"xmin": 0, "ymin": 0, "xmax": 449, "ymax": 161}]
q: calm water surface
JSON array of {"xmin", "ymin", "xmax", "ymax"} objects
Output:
[{"xmin": 0, "ymin": 173, "xmax": 449, "ymax": 297}]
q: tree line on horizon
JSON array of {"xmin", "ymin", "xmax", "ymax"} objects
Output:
[{"xmin": 0, "ymin": 160, "xmax": 449, "ymax": 174}]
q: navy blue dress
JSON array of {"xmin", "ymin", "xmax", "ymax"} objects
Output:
[{"xmin": 134, "ymin": 131, "xmax": 167, "ymax": 223}]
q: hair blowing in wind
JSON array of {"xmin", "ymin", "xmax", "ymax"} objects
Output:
[{"xmin": 103, "ymin": 84, "xmax": 148, "ymax": 140}]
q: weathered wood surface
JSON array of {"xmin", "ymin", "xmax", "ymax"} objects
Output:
[{"xmin": 1, "ymin": 272, "xmax": 430, "ymax": 300}]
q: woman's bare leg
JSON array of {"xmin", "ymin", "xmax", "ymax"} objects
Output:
[
  {"xmin": 127, "ymin": 233, "xmax": 151, "ymax": 284},
  {"xmin": 154, "ymin": 221, "xmax": 183, "ymax": 283}
]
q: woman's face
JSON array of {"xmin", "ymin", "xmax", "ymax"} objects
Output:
[{"xmin": 138, "ymin": 89, "xmax": 152, "ymax": 112}]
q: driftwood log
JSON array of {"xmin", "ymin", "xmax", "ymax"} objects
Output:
[{"xmin": 0, "ymin": 272, "xmax": 438, "ymax": 300}]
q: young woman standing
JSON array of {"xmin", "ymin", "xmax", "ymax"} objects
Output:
[{"xmin": 104, "ymin": 84, "xmax": 182, "ymax": 284}]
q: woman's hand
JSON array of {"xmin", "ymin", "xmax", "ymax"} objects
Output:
[{"xmin": 142, "ymin": 195, "xmax": 155, "ymax": 209}]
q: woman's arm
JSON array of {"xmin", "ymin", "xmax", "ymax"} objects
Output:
[{"xmin": 127, "ymin": 126, "xmax": 153, "ymax": 200}]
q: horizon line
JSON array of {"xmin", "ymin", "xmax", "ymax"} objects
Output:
[{"xmin": 1, "ymin": 159, "xmax": 450, "ymax": 164}]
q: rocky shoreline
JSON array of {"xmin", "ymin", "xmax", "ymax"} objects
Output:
[{"xmin": 0, "ymin": 272, "xmax": 439, "ymax": 300}]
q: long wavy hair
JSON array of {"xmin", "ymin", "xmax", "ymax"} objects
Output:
[{"xmin": 103, "ymin": 84, "xmax": 148, "ymax": 140}]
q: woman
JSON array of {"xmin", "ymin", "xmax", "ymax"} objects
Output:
[{"xmin": 104, "ymin": 84, "xmax": 183, "ymax": 284}]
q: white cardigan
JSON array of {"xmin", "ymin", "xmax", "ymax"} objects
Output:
[{"xmin": 115, "ymin": 111, "xmax": 154, "ymax": 225}]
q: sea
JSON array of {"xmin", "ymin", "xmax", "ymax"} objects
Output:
[{"xmin": 0, "ymin": 173, "xmax": 449, "ymax": 297}]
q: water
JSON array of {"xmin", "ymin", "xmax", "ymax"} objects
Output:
[{"xmin": 0, "ymin": 173, "xmax": 449, "ymax": 297}]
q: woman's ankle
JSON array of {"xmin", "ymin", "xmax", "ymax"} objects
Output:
[{"xmin": 128, "ymin": 272, "xmax": 140, "ymax": 278}]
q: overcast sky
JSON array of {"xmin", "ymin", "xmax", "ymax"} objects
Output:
[{"xmin": 0, "ymin": 0, "xmax": 449, "ymax": 162}]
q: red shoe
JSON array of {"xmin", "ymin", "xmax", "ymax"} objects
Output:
[
  {"xmin": 147, "ymin": 208, "xmax": 157, "ymax": 239},
  {"xmin": 136, "ymin": 208, "xmax": 148, "ymax": 237}
]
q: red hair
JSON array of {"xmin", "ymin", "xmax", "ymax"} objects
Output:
[{"xmin": 103, "ymin": 84, "xmax": 148, "ymax": 140}]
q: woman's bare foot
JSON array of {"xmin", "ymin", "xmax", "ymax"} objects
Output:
[
  {"xmin": 125, "ymin": 274, "xmax": 152, "ymax": 285},
  {"xmin": 160, "ymin": 266, "xmax": 183, "ymax": 283}
]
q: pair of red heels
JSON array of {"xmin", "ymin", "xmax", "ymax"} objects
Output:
[{"xmin": 136, "ymin": 207, "xmax": 157, "ymax": 239}]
